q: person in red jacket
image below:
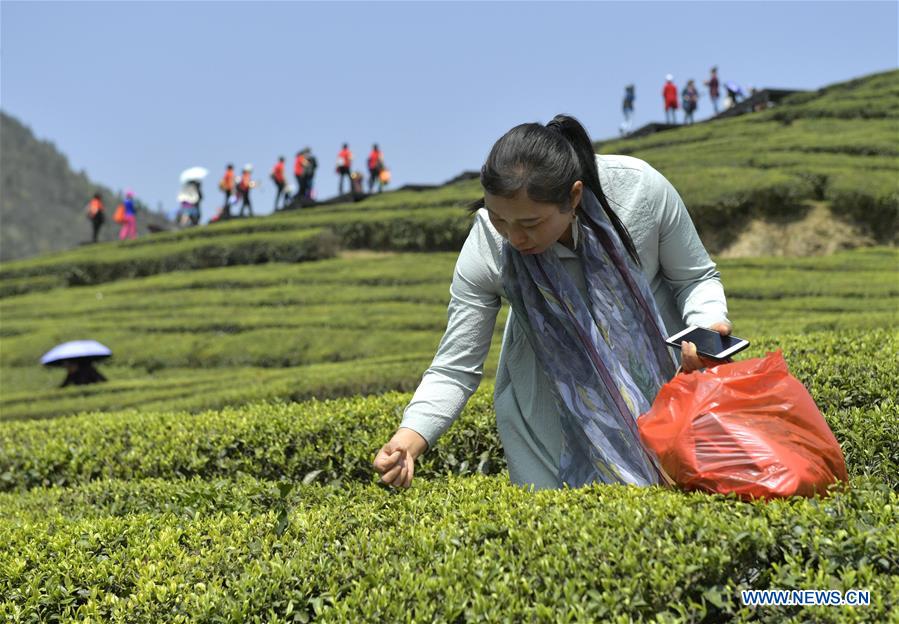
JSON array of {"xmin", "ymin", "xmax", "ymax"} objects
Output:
[
  {"xmin": 663, "ymin": 74, "xmax": 679, "ymax": 124},
  {"xmin": 336, "ymin": 143, "xmax": 352, "ymax": 194},
  {"xmin": 271, "ymin": 156, "xmax": 286, "ymax": 210},
  {"xmin": 367, "ymin": 143, "xmax": 385, "ymax": 194}
]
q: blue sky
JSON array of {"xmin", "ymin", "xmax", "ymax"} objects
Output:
[{"xmin": 2, "ymin": 1, "xmax": 897, "ymax": 223}]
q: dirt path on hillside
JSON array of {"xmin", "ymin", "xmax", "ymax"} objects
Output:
[{"xmin": 718, "ymin": 203, "xmax": 875, "ymax": 257}]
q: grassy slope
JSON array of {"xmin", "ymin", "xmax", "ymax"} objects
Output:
[
  {"xmin": 597, "ymin": 70, "xmax": 899, "ymax": 249},
  {"xmin": 1, "ymin": 248, "xmax": 896, "ymax": 420},
  {"xmin": 1, "ymin": 72, "xmax": 898, "ymax": 623},
  {"xmin": 1, "ymin": 71, "xmax": 895, "ymax": 296}
]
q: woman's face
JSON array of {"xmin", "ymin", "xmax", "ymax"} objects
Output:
[{"xmin": 485, "ymin": 181, "xmax": 582, "ymax": 255}]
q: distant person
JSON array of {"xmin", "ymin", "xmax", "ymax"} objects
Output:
[
  {"xmin": 748, "ymin": 86, "xmax": 767, "ymax": 112},
  {"xmin": 271, "ymin": 156, "xmax": 286, "ymax": 210},
  {"xmin": 724, "ymin": 81, "xmax": 744, "ymax": 110},
  {"xmin": 211, "ymin": 194, "xmax": 238, "ymax": 223},
  {"xmin": 350, "ymin": 170, "xmax": 364, "ymax": 196},
  {"xmin": 336, "ymin": 143, "xmax": 353, "ymax": 194},
  {"xmin": 176, "ymin": 180, "xmax": 202, "ymax": 226},
  {"xmin": 119, "ymin": 190, "xmax": 138, "ymax": 240},
  {"xmin": 85, "ymin": 192, "xmax": 105, "ymax": 243},
  {"xmin": 379, "ymin": 167, "xmax": 392, "ymax": 189},
  {"xmin": 41, "ymin": 340, "xmax": 112, "ymax": 386},
  {"xmin": 663, "ymin": 74, "xmax": 678, "ymax": 124},
  {"xmin": 704, "ymin": 66, "xmax": 720, "ymax": 114},
  {"xmin": 302, "ymin": 148, "xmax": 318, "ymax": 199},
  {"xmin": 620, "ymin": 84, "xmax": 635, "ymax": 135},
  {"xmin": 372, "ymin": 114, "xmax": 731, "ymax": 492},
  {"xmin": 219, "ymin": 164, "xmax": 235, "ymax": 218},
  {"xmin": 281, "ymin": 184, "xmax": 294, "ymax": 208},
  {"xmin": 60, "ymin": 360, "xmax": 107, "ymax": 387},
  {"xmin": 367, "ymin": 143, "xmax": 385, "ymax": 193},
  {"xmin": 681, "ymin": 80, "xmax": 699, "ymax": 125},
  {"xmin": 294, "ymin": 151, "xmax": 306, "ymax": 200},
  {"xmin": 191, "ymin": 181, "xmax": 203, "ymax": 225},
  {"xmin": 237, "ymin": 164, "xmax": 256, "ymax": 217}
]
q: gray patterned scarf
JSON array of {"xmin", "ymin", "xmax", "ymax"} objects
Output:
[{"xmin": 502, "ymin": 188, "xmax": 676, "ymax": 487}]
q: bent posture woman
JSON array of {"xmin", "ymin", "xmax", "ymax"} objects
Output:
[{"xmin": 373, "ymin": 115, "xmax": 732, "ymax": 490}]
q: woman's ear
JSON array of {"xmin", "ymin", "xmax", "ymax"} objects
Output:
[{"xmin": 570, "ymin": 180, "xmax": 584, "ymax": 211}]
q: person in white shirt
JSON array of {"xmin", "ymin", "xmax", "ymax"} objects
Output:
[{"xmin": 373, "ymin": 114, "xmax": 732, "ymax": 491}]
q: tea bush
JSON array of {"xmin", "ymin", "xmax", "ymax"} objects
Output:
[{"xmin": 1, "ymin": 476, "xmax": 896, "ymax": 622}]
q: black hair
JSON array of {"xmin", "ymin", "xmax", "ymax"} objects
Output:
[
  {"xmin": 227, "ymin": 163, "xmax": 234, "ymax": 169},
  {"xmin": 471, "ymin": 114, "xmax": 640, "ymax": 264}
]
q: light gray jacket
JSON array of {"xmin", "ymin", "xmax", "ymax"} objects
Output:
[{"xmin": 400, "ymin": 154, "xmax": 730, "ymax": 472}]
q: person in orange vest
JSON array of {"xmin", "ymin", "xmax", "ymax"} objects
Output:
[
  {"xmin": 663, "ymin": 74, "xmax": 679, "ymax": 124},
  {"xmin": 336, "ymin": 143, "xmax": 352, "ymax": 194},
  {"xmin": 219, "ymin": 164, "xmax": 235, "ymax": 218},
  {"xmin": 85, "ymin": 191, "xmax": 105, "ymax": 243},
  {"xmin": 237, "ymin": 164, "xmax": 256, "ymax": 217},
  {"xmin": 271, "ymin": 156, "xmax": 286, "ymax": 210},
  {"xmin": 294, "ymin": 151, "xmax": 306, "ymax": 201},
  {"xmin": 367, "ymin": 143, "xmax": 385, "ymax": 194}
]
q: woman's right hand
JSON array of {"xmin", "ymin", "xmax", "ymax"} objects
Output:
[{"xmin": 372, "ymin": 427, "xmax": 428, "ymax": 489}]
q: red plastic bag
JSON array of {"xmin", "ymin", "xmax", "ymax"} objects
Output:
[{"xmin": 637, "ymin": 351, "xmax": 848, "ymax": 500}]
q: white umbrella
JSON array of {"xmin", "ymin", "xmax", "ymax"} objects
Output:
[
  {"xmin": 40, "ymin": 340, "xmax": 112, "ymax": 366},
  {"xmin": 177, "ymin": 185, "xmax": 200, "ymax": 204},
  {"xmin": 180, "ymin": 166, "xmax": 209, "ymax": 184}
]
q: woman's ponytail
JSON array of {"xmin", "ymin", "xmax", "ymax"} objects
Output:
[
  {"xmin": 545, "ymin": 115, "xmax": 641, "ymax": 265},
  {"xmin": 473, "ymin": 113, "xmax": 641, "ymax": 266}
]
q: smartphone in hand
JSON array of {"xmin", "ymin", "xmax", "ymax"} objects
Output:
[{"xmin": 665, "ymin": 325, "xmax": 750, "ymax": 361}]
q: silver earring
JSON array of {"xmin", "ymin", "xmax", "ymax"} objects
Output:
[{"xmin": 571, "ymin": 214, "xmax": 579, "ymax": 249}]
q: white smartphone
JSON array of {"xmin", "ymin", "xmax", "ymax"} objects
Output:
[{"xmin": 665, "ymin": 325, "xmax": 750, "ymax": 360}]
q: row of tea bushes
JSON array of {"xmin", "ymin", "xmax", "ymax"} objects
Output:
[
  {"xmin": 1, "ymin": 475, "xmax": 896, "ymax": 622},
  {"xmin": 0, "ymin": 349, "xmax": 506, "ymax": 423},
  {"xmin": 0, "ymin": 389, "xmax": 502, "ymax": 493},
  {"xmin": 2, "ymin": 325, "xmax": 892, "ymax": 419},
  {"xmin": 121, "ymin": 177, "xmax": 482, "ymax": 247},
  {"xmin": 0, "ymin": 206, "xmax": 474, "ymax": 295},
  {"xmin": 0, "ymin": 228, "xmax": 337, "ymax": 296},
  {"xmin": 3, "ymin": 369, "xmax": 896, "ymax": 494},
  {"xmin": 1, "ymin": 248, "xmax": 894, "ymax": 373}
]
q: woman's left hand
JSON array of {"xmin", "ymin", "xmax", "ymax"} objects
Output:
[{"xmin": 680, "ymin": 322, "xmax": 733, "ymax": 374}]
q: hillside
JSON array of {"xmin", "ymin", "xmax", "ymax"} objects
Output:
[
  {"xmin": 0, "ymin": 71, "xmax": 897, "ymax": 621},
  {"xmin": 1, "ymin": 70, "xmax": 896, "ymax": 294},
  {"xmin": 597, "ymin": 69, "xmax": 899, "ymax": 253},
  {"xmin": 1, "ymin": 246, "xmax": 897, "ymax": 620},
  {"xmin": 0, "ymin": 111, "xmax": 170, "ymax": 261}
]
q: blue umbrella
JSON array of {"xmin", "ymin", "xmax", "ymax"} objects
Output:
[{"xmin": 40, "ymin": 340, "xmax": 112, "ymax": 366}]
